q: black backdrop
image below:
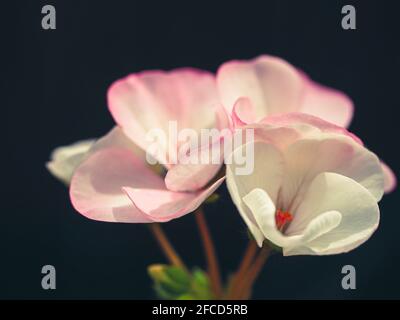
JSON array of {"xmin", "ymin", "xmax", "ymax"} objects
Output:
[{"xmin": 2, "ymin": 0, "xmax": 400, "ymax": 299}]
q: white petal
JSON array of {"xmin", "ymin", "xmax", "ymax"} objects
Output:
[
  {"xmin": 243, "ymin": 188, "xmax": 303, "ymax": 248},
  {"xmin": 226, "ymin": 141, "xmax": 285, "ymax": 203},
  {"xmin": 280, "ymin": 134, "xmax": 383, "ymax": 213},
  {"xmin": 285, "ymin": 172, "xmax": 380, "ymax": 256},
  {"xmin": 301, "ymin": 211, "xmax": 342, "ymax": 243},
  {"xmin": 226, "ymin": 141, "xmax": 285, "ymax": 246},
  {"xmin": 47, "ymin": 139, "xmax": 95, "ymax": 185},
  {"xmin": 226, "ymin": 166, "xmax": 264, "ymax": 246}
]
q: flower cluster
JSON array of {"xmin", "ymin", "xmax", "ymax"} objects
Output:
[{"xmin": 47, "ymin": 55, "xmax": 396, "ymax": 256}]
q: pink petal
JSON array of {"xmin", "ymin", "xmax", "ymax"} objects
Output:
[
  {"xmin": 381, "ymin": 161, "xmax": 397, "ymax": 193},
  {"xmin": 70, "ymin": 148, "xmax": 165, "ymax": 223},
  {"xmin": 123, "ymin": 177, "xmax": 225, "ymax": 222},
  {"xmin": 164, "ymin": 139, "xmax": 225, "ymax": 192},
  {"xmin": 217, "ymin": 55, "xmax": 303, "ymax": 120},
  {"xmin": 215, "ymin": 103, "xmax": 232, "ymax": 131},
  {"xmin": 217, "ymin": 55, "xmax": 354, "ymax": 128},
  {"xmin": 108, "ymin": 68, "xmax": 219, "ymax": 163},
  {"xmin": 165, "ymin": 162, "xmax": 221, "ymax": 192},
  {"xmin": 89, "ymin": 126, "xmax": 145, "ymax": 159},
  {"xmin": 260, "ymin": 112, "xmax": 363, "ymax": 145},
  {"xmin": 164, "ymin": 114, "xmax": 231, "ymax": 192},
  {"xmin": 299, "ymin": 74, "xmax": 354, "ymax": 128},
  {"xmin": 232, "ymin": 97, "xmax": 256, "ymax": 127}
]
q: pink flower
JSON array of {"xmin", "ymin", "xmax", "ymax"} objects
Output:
[
  {"xmin": 70, "ymin": 69, "xmax": 226, "ymax": 223},
  {"xmin": 217, "ymin": 55, "xmax": 354, "ymax": 127},
  {"xmin": 216, "ymin": 55, "xmax": 396, "ymax": 193}
]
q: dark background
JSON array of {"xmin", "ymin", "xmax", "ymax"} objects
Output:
[{"xmin": 2, "ymin": 0, "xmax": 400, "ymax": 299}]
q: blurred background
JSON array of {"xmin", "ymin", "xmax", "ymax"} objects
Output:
[{"xmin": 2, "ymin": 0, "xmax": 400, "ymax": 299}]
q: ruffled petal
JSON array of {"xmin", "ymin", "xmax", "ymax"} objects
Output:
[
  {"xmin": 108, "ymin": 68, "xmax": 219, "ymax": 164},
  {"xmin": 280, "ymin": 134, "xmax": 383, "ymax": 211},
  {"xmin": 260, "ymin": 112, "xmax": 362, "ymax": 145},
  {"xmin": 164, "ymin": 130, "xmax": 230, "ymax": 192},
  {"xmin": 70, "ymin": 148, "xmax": 164, "ymax": 223},
  {"xmin": 217, "ymin": 55, "xmax": 353, "ymax": 127},
  {"xmin": 217, "ymin": 55, "xmax": 303, "ymax": 120},
  {"xmin": 226, "ymin": 141, "xmax": 285, "ymax": 246},
  {"xmin": 123, "ymin": 177, "xmax": 225, "ymax": 222},
  {"xmin": 285, "ymin": 172, "xmax": 379, "ymax": 256},
  {"xmin": 300, "ymin": 75, "xmax": 354, "ymax": 128},
  {"xmin": 243, "ymin": 188, "xmax": 303, "ymax": 248},
  {"xmin": 231, "ymin": 97, "xmax": 257, "ymax": 127}
]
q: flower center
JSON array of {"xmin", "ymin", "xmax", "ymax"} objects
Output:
[{"xmin": 275, "ymin": 209, "xmax": 293, "ymax": 231}]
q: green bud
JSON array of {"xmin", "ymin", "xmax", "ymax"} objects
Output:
[
  {"xmin": 148, "ymin": 264, "xmax": 213, "ymax": 300},
  {"xmin": 148, "ymin": 264, "xmax": 190, "ymax": 299}
]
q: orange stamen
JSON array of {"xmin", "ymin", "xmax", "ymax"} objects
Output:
[{"xmin": 275, "ymin": 209, "xmax": 293, "ymax": 231}]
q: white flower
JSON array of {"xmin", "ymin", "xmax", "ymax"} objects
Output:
[
  {"xmin": 226, "ymin": 113, "xmax": 384, "ymax": 256},
  {"xmin": 46, "ymin": 139, "xmax": 95, "ymax": 185}
]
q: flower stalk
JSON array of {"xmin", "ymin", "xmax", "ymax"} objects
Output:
[
  {"xmin": 149, "ymin": 223, "xmax": 188, "ymax": 273},
  {"xmin": 227, "ymin": 240, "xmax": 258, "ymax": 299},
  {"xmin": 195, "ymin": 208, "xmax": 223, "ymax": 299},
  {"xmin": 238, "ymin": 245, "xmax": 271, "ymax": 299}
]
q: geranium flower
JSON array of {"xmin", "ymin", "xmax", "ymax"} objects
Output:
[
  {"xmin": 226, "ymin": 113, "xmax": 384, "ymax": 255},
  {"xmin": 69, "ymin": 69, "xmax": 226, "ymax": 223},
  {"xmin": 216, "ymin": 55, "xmax": 396, "ymax": 193},
  {"xmin": 46, "ymin": 139, "xmax": 95, "ymax": 185},
  {"xmin": 217, "ymin": 55, "xmax": 354, "ymax": 127}
]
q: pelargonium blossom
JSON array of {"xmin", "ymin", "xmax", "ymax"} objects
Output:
[
  {"xmin": 216, "ymin": 55, "xmax": 396, "ymax": 193},
  {"xmin": 217, "ymin": 55, "xmax": 354, "ymax": 127},
  {"xmin": 69, "ymin": 69, "xmax": 227, "ymax": 223},
  {"xmin": 226, "ymin": 113, "xmax": 384, "ymax": 255}
]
